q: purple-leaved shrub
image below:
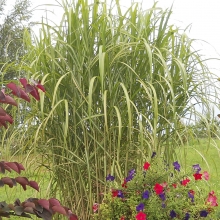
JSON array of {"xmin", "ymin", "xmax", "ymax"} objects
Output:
[{"xmin": 0, "ymin": 78, "xmax": 78, "ymax": 220}]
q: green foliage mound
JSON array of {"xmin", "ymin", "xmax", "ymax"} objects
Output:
[{"xmin": 95, "ymin": 156, "xmax": 218, "ymax": 219}]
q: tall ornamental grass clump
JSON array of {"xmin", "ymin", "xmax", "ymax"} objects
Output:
[{"xmin": 5, "ymin": 0, "xmax": 219, "ymax": 219}]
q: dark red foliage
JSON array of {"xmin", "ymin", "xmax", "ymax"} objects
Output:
[
  {"xmin": 19, "ymin": 78, "xmax": 45, "ymax": 101},
  {"xmin": 0, "ymin": 198, "xmax": 78, "ymax": 220},
  {"xmin": 0, "ymin": 106, "xmax": 7, "ymax": 116},
  {"xmin": 7, "ymin": 82, "xmax": 31, "ymax": 102},
  {"xmin": 0, "ymin": 161, "xmax": 24, "ymax": 174},
  {"xmin": 6, "ymin": 78, "xmax": 46, "ymax": 103},
  {"xmin": 0, "ymin": 78, "xmax": 46, "ymax": 127},
  {"xmin": 0, "ymin": 79, "xmax": 78, "ymax": 219},
  {"xmin": 0, "ymin": 89, "xmax": 17, "ymax": 106}
]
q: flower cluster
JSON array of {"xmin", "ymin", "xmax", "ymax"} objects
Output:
[{"xmin": 93, "ymin": 156, "xmax": 218, "ymax": 219}]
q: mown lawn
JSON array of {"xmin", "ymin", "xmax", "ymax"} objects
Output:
[
  {"xmin": 177, "ymin": 138, "xmax": 220, "ymax": 217},
  {"xmin": 0, "ymin": 153, "xmax": 51, "ymax": 219},
  {"xmin": 177, "ymin": 138, "xmax": 220, "ymax": 188}
]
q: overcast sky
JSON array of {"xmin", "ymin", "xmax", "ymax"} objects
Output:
[{"xmin": 27, "ymin": 0, "xmax": 219, "ymax": 75}]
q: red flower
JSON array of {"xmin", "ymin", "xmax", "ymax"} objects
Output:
[
  {"xmin": 112, "ymin": 189, "xmax": 118, "ymax": 197},
  {"xmin": 136, "ymin": 211, "xmax": 147, "ymax": 220},
  {"xmin": 189, "ymin": 189, "xmax": 195, "ymax": 195},
  {"xmin": 154, "ymin": 183, "xmax": 163, "ymax": 195},
  {"xmin": 143, "ymin": 162, "xmax": 150, "ymax": 170},
  {"xmin": 172, "ymin": 183, "xmax": 177, "ymax": 188},
  {"xmin": 193, "ymin": 173, "xmax": 202, "ymax": 180},
  {"xmin": 122, "ymin": 179, "xmax": 127, "ymax": 188},
  {"xmin": 120, "ymin": 216, "xmax": 125, "ymax": 220},
  {"xmin": 181, "ymin": 178, "xmax": 190, "ymax": 186}
]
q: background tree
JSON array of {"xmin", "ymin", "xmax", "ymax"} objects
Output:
[
  {"xmin": 0, "ymin": 0, "xmax": 32, "ymax": 80},
  {"xmin": 0, "ymin": 0, "xmax": 33, "ymax": 144},
  {"xmin": 191, "ymin": 111, "xmax": 220, "ymax": 138}
]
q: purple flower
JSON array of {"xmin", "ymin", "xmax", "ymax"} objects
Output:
[
  {"xmin": 161, "ymin": 203, "xmax": 166, "ymax": 208},
  {"xmin": 151, "ymin": 151, "xmax": 156, "ymax": 158},
  {"xmin": 170, "ymin": 210, "xmax": 176, "ymax": 218},
  {"xmin": 193, "ymin": 164, "xmax": 201, "ymax": 174},
  {"xmin": 128, "ymin": 168, "xmax": 135, "ymax": 176},
  {"xmin": 159, "ymin": 192, "xmax": 166, "ymax": 201},
  {"xmin": 200, "ymin": 210, "xmax": 208, "ymax": 217},
  {"xmin": 126, "ymin": 169, "xmax": 135, "ymax": 182},
  {"xmin": 188, "ymin": 191, "xmax": 194, "ymax": 202},
  {"xmin": 142, "ymin": 190, "xmax": 150, "ymax": 199},
  {"xmin": 173, "ymin": 161, "xmax": 180, "ymax": 171},
  {"xmin": 184, "ymin": 213, "xmax": 190, "ymax": 220},
  {"xmin": 136, "ymin": 203, "xmax": 144, "ymax": 211},
  {"xmin": 126, "ymin": 175, "xmax": 133, "ymax": 182},
  {"xmin": 106, "ymin": 174, "xmax": 115, "ymax": 181},
  {"xmin": 117, "ymin": 190, "xmax": 124, "ymax": 198}
]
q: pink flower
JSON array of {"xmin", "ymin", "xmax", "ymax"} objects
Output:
[
  {"xmin": 143, "ymin": 162, "xmax": 150, "ymax": 170},
  {"xmin": 203, "ymin": 171, "xmax": 210, "ymax": 180},
  {"xmin": 161, "ymin": 182, "xmax": 168, "ymax": 188},
  {"xmin": 136, "ymin": 211, "xmax": 147, "ymax": 220},
  {"xmin": 207, "ymin": 191, "xmax": 218, "ymax": 207},
  {"xmin": 92, "ymin": 203, "xmax": 99, "ymax": 212}
]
